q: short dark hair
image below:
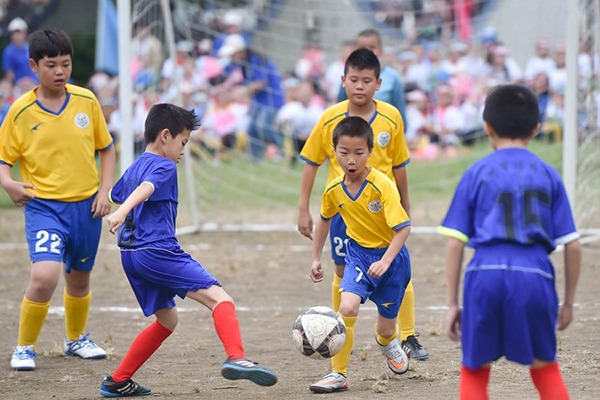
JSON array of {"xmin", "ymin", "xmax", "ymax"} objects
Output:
[
  {"xmin": 357, "ymin": 28, "xmax": 382, "ymax": 46},
  {"xmin": 344, "ymin": 48, "xmax": 380, "ymax": 79},
  {"xmin": 483, "ymin": 85, "xmax": 540, "ymax": 139},
  {"xmin": 333, "ymin": 116, "xmax": 374, "ymax": 150},
  {"xmin": 28, "ymin": 27, "xmax": 74, "ymax": 63},
  {"xmin": 144, "ymin": 103, "xmax": 200, "ymax": 143}
]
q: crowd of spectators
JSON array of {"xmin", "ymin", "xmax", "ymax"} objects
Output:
[{"xmin": 0, "ymin": 8, "xmax": 591, "ymax": 165}]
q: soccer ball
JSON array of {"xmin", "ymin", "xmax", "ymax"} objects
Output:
[{"xmin": 292, "ymin": 306, "xmax": 346, "ymax": 359}]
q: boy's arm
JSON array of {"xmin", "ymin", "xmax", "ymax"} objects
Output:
[
  {"xmin": 393, "ymin": 167, "xmax": 410, "ymax": 217},
  {"xmin": 368, "ymin": 225, "xmax": 410, "ymax": 278},
  {"xmin": 106, "ymin": 182, "xmax": 153, "ymax": 234},
  {"xmin": 91, "ymin": 145, "xmax": 116, "ymax": 218},
  {"xmin": 558, "ymin": 239, "xmax": 582, "ymax": 330},
  {"xmin": 297, "ymin": 163, "xmax": 319, "ymax": 239},
  {"xmin": 0, "ymin": 163, "xmax": 35, "ymax": 207},
  {"xmin": 309, "ymin": 217, "xmax": 331, "ymax": 283},
  {"xmin": 445, "ymin": 237, "xmax": 465, "ymax": 342}
]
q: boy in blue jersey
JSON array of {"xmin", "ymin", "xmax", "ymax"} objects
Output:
[
  {"xmin": 99, "ymin": 104, "xmax": 277, "ymax": 397},
  {"xmin": 0, "ymin": 27, "xmax": 115, "ymax": 371},
  {"xmin": 439, "ymin": 85, "xmax": 581, "ymax": 400},
  {"xmin": 308, "ymin": 116, "xmax": 411, "ymax": 393}
]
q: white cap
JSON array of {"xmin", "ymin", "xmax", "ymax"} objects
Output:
[
  {"xmin": 176, "ymin": 40, "xmax": 194, "ymax": 53},
  {"xmin": 218, "ymin": 34, "xmax": 246, "ymax": 58},
  {"xmin": 8, "ymin": 17, "xmax": 27, "ymax": 33},
  {"xmin": 223, "ymin": 10, "xmax": 243, "ymax": 27}
]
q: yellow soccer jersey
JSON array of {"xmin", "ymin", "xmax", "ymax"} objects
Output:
[
  {"xmin": 300, "ymin": 99, "xmax": 410, "ymax": 184},
  {"xmin": 321, "ymin": 167, "xmax": 410, "ymax": 249},
  {"xmin": 0, "ymin": 84, "xmax": 113, "ymax": 201}
]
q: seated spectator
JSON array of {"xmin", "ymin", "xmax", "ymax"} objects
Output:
[
  {"xmin": 432, "ymin": 83, "xmax": 464, "ymax": 157},
  {"xmin": 524, "ymin": 38, "xmax": 555, "ymax": 82}
]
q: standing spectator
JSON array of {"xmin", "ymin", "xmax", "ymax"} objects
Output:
[
  {"xmin": 2, "ymin": 17, "xmax": 38, "ymax": 85},
  {"xmin": 218, "ymin": 34, "xmax": 285, "ymax": 161},
  {"xmin": 338, "ymin": 29, "xmax": 406, "ymax": 120},
  {"xmin": 0, "ymin": 79, "xmax": 14, "ymax": 125},
  {"xmin": 131, "ymin": 24, "xmax": 164, "ymax": 91},
  {"xmin": 212, "ymin": 10, "xmax": 251, "ymax": 57}
]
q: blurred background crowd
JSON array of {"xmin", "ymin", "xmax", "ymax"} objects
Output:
[{"xmin": 0, "ymin": 0, "xmax": 590, "ymax": 165}]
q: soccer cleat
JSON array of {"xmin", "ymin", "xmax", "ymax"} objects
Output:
[
  {"xmin": 309, "ymin": 372, "xmax": 349, "ymax": 393},
  {"xmin": 11, "ymin": 345, "xmax": 37, "ymax": 371},
  {"xmin": 99, "ymin": 375, "xmax": 151, "ymax": 397},
  {"xmin": 64, "ymin": 333, "xmax": 107, "ymax": 359},
  {"xmin": 379, "ymin": 339, "xmax": 409, "ymax": 374},
  {"xmin": 402, "ymin": 333, "xmax": 430, "ymax": 360},
  {"xmin": 221, "ymin": 358, "xmax": 278, "ymax": 386}
]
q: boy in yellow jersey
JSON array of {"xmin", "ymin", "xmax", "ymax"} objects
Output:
[
  {"xmin": 308, "ymin": 116, "xmax": 411, "ymax": 393},
  {"xmin": 298, "ymin": 47, "xmax": 428, "ymax": 361},
  {"xmin": 0, "ymin": 27, "xmax": 115, "ymax": 370}
]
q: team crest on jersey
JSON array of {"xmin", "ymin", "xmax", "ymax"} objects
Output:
[
  {"xmin": 377, "ymin": 132, "xmax": 390, "ymax": 147},
  {"xmin": 75, "ymin": 113, "xmax": 89, "ymax": 129},
  {"xmin": 368, "ymin": 200, "xmax": 382, "ymax": 213}
]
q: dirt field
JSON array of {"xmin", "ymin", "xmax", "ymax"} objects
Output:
[{"xmin": 0, "ymin": 207, "xmax": 599, "ymax": 400}]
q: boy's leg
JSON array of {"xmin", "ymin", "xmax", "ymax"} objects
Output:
[
  {"xmin": 460, "ymin": 365, "xmax": 491, "ymax": 400},
  {"xmin": 187, "ymin": 285, "xmax": 277, "ymax": 386},
  {"xmin": 398, "ymin": 281, "xmax": 429, "ymax": 360},
  {"xmin": 310, "ymin": 292, "xmax": 359, "ymax": 393},
  {"xmin": 111, "ymin": 311, "xmax": 175, "ymax": 382},
  {"xmin": 331, "ymin": 266, "xmax": 344, "ymax": 312},
  {"xmin": 530, "ymin": 361, "xmax": 569, "ymax": 400},
  {"xmin": 376, "ymin": 315, "xmax": 409, "ymax": 375},
  {"xmin": 12, "ymin": 261, "xmax": 61, "ymax": 370},
  {"xmin": 100, "ymin": 311, "xmax": 173, "ymax": 397},
  {"xmin": 63, "ymin": 270, "xmax": 106, "ymax": 359}
]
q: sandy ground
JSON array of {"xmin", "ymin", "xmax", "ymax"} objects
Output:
[{"xmin": 0, "ymin": 207, "xmax": 599, "ymax": 400}]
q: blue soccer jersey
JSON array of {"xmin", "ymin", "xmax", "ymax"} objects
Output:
[
  {"xmin": 109, "ymin": 152, "xmax": 179, "ymax": 249},
  {"xmin": 439, "ymin": 148, "xmax": 579, "ymax": 255},
  {"xmin": 439, "ymin": 147, "xmax": 580, "ymax": 368}
]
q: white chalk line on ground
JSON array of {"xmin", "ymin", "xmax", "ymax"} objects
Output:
[
  {"xmin": 46, "ymin": 303, "xmax": 581, "ymax": 316},
  {"xmin": 46, "ymin": 305, "xmax": 448, "ymax": 316}
]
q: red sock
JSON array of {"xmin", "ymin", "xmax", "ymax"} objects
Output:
[
  {"xmin": 530, "ymin": 363, "xmax": 570, "ymax": 400},
  {"xmin": 112, "ymin": 321, "xmax": 172, "ymax": 382},
  {"xmin": 212, "ymin": 301, "xmax": 245, "ymax": 359},
  {"xmin": 460, "ymin": 365, "xmax": 491, "ymax": 400}
]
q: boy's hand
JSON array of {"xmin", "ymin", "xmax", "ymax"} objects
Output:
[
  {"xmin": 446, "ymin": 305, "xmax": 462, "ymax": 342},
  {"xmin": 297, "ymin": 209, "xmax": 313, "ymax": 240},
  {"xmin": 4, "ymin": 180, "xmax": 35, "ymax": 207},
  {"xmin": 309, "ymin": 260, "xmax": 323, "ymax": 283},
  {"xmin": 106, "ymin": 210, "xmax": 126, "ymax": 235},
  {"xmin": 367, "ymin": 260, "xmax": 390, "ymax": 278},
  {"xmin": 557, "ymin": 303, "xmax": 574, "ymax": 330},
  {"xmin": 91, "ymin": 189, "xmax": 112, "ymax": 218}
]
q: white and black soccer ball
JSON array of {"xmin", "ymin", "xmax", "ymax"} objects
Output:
[{"xmin": 292, "ymin": 306, "xmax": 346, "ymax": 359}]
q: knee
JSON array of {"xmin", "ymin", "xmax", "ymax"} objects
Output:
[
  {"xmin": 338, "ymin": 304, "xmax": 358, "ymax": 318},
  {"xmin": 377, "ymin": 325, "xmax": 396, "ymax": 339},
  {"xmin": 156, "ymin": 313, "xmax": 178, "ymax": 331}
]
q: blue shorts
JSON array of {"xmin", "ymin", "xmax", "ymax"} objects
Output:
[
  {"xmin": 329, "ymin": 214, "xmax": 348, "ymax": 265},
  {"xmin": 462, "ymin": 244, "xmax": 559, "ymax": 369},
  {"xmin": 24, "ymin": 196, "xmax": 101, "ymax": 272},
  {"xmin": 340, "ymin": 240, "xmax": 411, "ymax": 319},
  {"xmin": 120, "ymin": 247, "xmax": 221, "ymax": 317}
]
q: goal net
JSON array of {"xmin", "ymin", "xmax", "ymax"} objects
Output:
[{"xmin": 118, "ymin": 0, "xmax": 599, "ymax": 240}]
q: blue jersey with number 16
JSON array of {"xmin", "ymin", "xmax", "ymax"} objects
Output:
[{"xmin": 439, "ymin": 148, "xmax": 578, "ymax": 253}]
